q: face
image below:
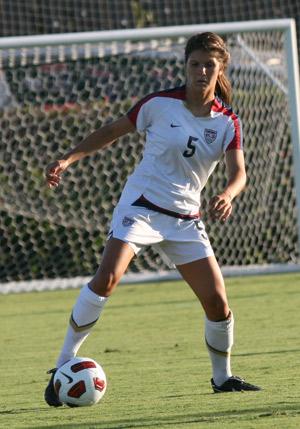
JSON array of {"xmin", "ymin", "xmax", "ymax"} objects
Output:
[{"xmin": 185, "ymin": 49, "xmax": 223, "ymax": 95}]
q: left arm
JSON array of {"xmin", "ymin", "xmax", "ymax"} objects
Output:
[{"xmin": 208, "ymin": 149, "xmax": 246, "ymax": 222}]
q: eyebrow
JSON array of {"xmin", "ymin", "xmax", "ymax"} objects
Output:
[{"xmin": 189, "ymin": 58, "xmax": 216, "ymax": 62}]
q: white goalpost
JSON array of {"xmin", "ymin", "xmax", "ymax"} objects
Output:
[{"xmin": 1, "ymin": 19, "xmax": 300, "ymax": 293}]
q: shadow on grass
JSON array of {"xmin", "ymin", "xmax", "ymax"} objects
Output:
[
  {"xmin": 0, "ymin": 408, "xmax": 50, "ymax": 415},
  {"xmin": 20, "ymin": 404, "xmax": 300, "ymax": 429},
  {"xmin": 234, "ymin": 348, "xmax": 300, "ymax": 357}
]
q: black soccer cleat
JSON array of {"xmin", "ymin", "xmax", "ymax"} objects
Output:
[
  {"xmin": 44, "ymin": 368, "xmax": 63, "ymax": 407},
  {"xmin": 211, "ymin": 376, "xmax": 262, "ymax": 393}
]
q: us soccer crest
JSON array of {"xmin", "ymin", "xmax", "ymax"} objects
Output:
[
  {"xmin": 204, "ymin": 128, "xmax": 217, "ymax": 144},
  {"xmin": 122, "ymin": 216, "xmax": 135, "ymax": 227}
]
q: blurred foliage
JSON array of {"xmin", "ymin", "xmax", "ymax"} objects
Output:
[{"xmin": 131, "ymin": 0, "xmax": 154, "ymax": 28}]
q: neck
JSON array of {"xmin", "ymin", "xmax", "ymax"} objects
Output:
[{"xmin": 184, "ymin": 86, "xmax": 215, "ymax": 117}]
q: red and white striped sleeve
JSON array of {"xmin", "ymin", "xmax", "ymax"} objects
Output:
[
  {"xmin": 127, "ymin": 93, "xmax": 156, "ymax": 132},
  {"xmin": 224, "ymin": 114, "xmax": 243, "ymax": 151}
]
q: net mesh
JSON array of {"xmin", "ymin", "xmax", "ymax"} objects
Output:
[
  {"xmin": 0, "ymin": 1, "xmax": 299, "ymax": 36},
  {"xmin": 0, "ymin": 30, "xmax": 298, "ymax": 285},
  {"xmin": 0, "ymin": 0, "xmax": 300, "ymax": 72}
]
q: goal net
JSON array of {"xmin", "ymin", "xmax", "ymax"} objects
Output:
[{"xmin": 1, "ymin": 20, "xmax": 300, "ymax": 293}]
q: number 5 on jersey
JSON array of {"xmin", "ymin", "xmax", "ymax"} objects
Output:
[{"xmin": 183, "ymin": 136, "xmax": 199, "ymax": 158}]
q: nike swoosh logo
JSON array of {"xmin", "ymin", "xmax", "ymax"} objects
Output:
[
  {"xmin": 170, "ymin": 123, "xmax": 181, "ymax": 128},
  {"xmin": 61, "ymin": 371, "xmax": 74, "ymax": 384}
]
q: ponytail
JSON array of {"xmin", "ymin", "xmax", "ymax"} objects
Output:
[{"xmin": 216, "ymin": 74, "xmax": 232, "ymax": 105}]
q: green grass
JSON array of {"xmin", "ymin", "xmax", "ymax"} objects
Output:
[{"xmin": 1, "ymin": 273, "xmax": 300, "ymax": 429}]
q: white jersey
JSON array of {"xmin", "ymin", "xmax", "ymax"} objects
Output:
[{"xmin": 119, "ymin": 85, "xmax": 242, "ymax": 215}]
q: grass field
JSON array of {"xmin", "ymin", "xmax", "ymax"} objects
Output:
[{"xmin": 1, "ymin": 273, "xmax": 300, "ymax": 429}]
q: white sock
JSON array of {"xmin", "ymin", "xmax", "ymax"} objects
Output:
[
  {"xmin": 205, "ymin": 312, "xmax": 234, "ymax": 386},
  {"xmin": 56, "ymin": 284, "xmax": 107, "ymax": 368}
]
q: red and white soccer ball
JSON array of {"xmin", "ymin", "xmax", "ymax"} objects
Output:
[{"xmin": 53, "ymin": 357, "xmax": 107, "ymax": 407}]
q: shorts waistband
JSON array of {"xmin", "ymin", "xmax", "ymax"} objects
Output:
[{"xmin": 131, "ymin": 195, "xmax": 201, "ymax": 220}]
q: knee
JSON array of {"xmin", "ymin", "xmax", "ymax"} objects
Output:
[
  {"xmin": 89, "ymin": 266, "xmax": 122, "ymax": 297},
  {"xmin": 204, "ymin": 293, "xmax": 229, "ymax": 321}
]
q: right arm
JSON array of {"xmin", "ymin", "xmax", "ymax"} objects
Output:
[{"xmin": 46, "ymin": 115, "xmax": 135, "ymax": 188}]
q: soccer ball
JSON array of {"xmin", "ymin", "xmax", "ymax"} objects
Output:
[{"xmin": 53, "ymin": 357, "xmax": 107, "ymax": 407}]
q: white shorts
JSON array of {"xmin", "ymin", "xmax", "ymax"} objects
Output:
[{"xmin": 108, "ymin": 204, "xmax": 214, "ymax": 266}]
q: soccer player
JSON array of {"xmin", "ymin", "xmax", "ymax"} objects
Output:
[{"xmin": 45, "ymin": 32, "xmax": 261, "ymax": 406}]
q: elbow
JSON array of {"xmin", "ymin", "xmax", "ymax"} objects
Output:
[
  {"xmin": 231, "ymin": 169, "xmax": 247, "ymax": 194},
  {"xmin": 242, "ymin": 171, "xmax": 247, "ymax": 189}
]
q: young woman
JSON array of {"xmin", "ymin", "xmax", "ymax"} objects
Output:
[{"xmin": 45, "ymin": 32, "xmax": 261, "ymax": 406}]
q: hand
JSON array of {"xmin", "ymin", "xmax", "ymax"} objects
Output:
[
  {"xmin": 208, "ymin": 192, "xmax": 233, "ymax": 222},
  {"xmin": 45, "ymin": 159, "xmax": 69, "ymax": 188}
]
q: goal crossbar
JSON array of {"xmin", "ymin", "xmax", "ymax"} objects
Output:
[{"xmin": 0, "ymin": 19, "xmax": 296, "ymax": 48}]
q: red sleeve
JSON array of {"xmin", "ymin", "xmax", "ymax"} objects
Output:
[{"xmin": 225, "ymin": 114, "xmax": 243, "ymax": 151}]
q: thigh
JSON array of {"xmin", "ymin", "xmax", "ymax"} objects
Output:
[
  {"xmin": 176, "ymin": 256, "xmax": 230, "ymax": 321},
  {"xmin": 89, "ymin": 237, "xmax": 135, "ymax": 296}
]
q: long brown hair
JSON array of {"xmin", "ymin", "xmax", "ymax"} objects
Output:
[{"xmin": 185, "ymin": 32, "xmax": 232, "ymax": 105}]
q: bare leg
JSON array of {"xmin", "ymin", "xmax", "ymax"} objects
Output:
[
  {"xmin": 89, "ymin": 237, "xmax": 136, "ymax": 296},
  {"xmin": 177, "ymin": 256, "xmax": 233, "ymax": 386},
  {"xmin": 176, "ymin": 255, "xmax": 229, "ymax": 321}
]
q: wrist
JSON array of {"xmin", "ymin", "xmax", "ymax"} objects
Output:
[
  {"xmin": 61, "ymin": 153, "xmax": 75, "ymax": 167},
  {"xmin": 224, "ymin": 190, "xmax": 233, "ymax": 201}
]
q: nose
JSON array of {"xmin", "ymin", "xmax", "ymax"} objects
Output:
[{"xmin": 199, "ymin": 65, "xmax": 206, "ymax": 75}]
